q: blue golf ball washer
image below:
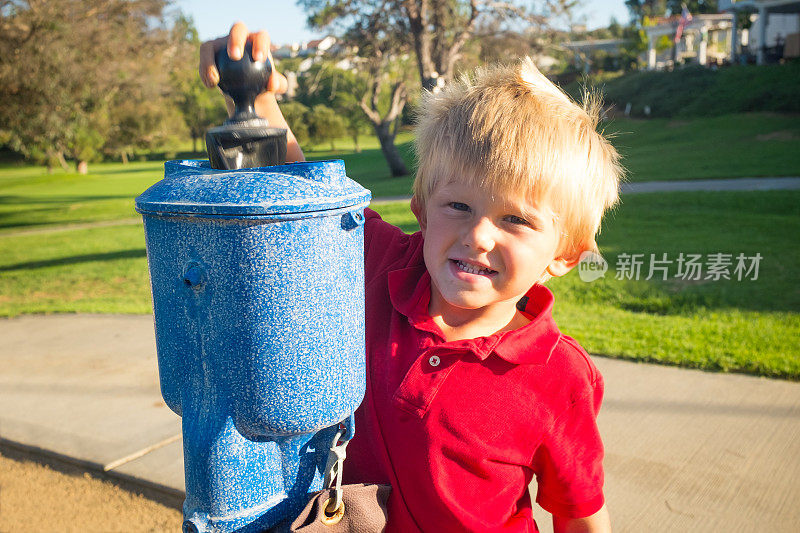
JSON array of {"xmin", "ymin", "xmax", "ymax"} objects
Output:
[{"xmin": 135, "ymin": 158, "xmax": 370, "ymax": 532}]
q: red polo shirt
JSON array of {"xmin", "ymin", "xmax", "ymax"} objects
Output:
[{"xmin": 343, "ymin": 209, "xmax": 605, "ymax": 532}]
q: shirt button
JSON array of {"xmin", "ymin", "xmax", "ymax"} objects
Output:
[{"xmin": 428, "ymin": 355, "xmax": 441, "ymax": 367}]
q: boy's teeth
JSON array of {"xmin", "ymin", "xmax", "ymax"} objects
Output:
[{"xmin": 456, "ymin": 260, "xmax": 493, "ymax": 275}]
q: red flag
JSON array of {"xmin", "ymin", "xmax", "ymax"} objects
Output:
[{"xmin": 674, "ymin": 4, "xmax": 693, "ymax": 43}]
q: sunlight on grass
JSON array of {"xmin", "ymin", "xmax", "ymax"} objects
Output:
[
  {"xmin": 0, "ymin": 190, "xmax": 797, "ymax": 378},
  {"xmin": 1, "ymin": 115, "xmax": 798, "ymax": 378}
]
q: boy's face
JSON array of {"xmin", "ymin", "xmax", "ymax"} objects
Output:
[{"xmin": 415, "ymin": 180, "xmax": 575, "ymax": 322}]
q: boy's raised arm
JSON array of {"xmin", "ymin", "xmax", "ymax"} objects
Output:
[
  {"xmin": 198, "ymin": 22, "xmax": 305, "ymax": 163},
  {"xmin": 553, "ymin": 504, "xmax": 611, "ymax": 533}
]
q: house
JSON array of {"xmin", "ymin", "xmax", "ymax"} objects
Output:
[
  {"xmin": 272, "ymin": 36, "xmax": 338, "ymax": 59},
  {"xmin": 562, "ymin": 38, "xmax": 627, "ymax": 72},
  {"xmin": 718, "ymin": 0, "xmax": 800, "ymax": 63},
  {"xmin": 641, "ymin": 14, "xmax": 735, "ymax": 70}
]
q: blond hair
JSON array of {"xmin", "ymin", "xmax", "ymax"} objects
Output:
[{"xmin": 412, "ymin": 57, "xmax": 623, "ymax": 261}]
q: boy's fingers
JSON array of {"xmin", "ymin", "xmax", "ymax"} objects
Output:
[
  {"xmin": 252, "ymin": 30, "xmax": 270, "ymax": 62},
  {"xmin": 228, "ymin": 21, "xmax": 249, "ymax": 60},
  {"xmin": 268, "ymin": 71, "xmax": 286, "ymax": 93},
  {"xmin": 199, "ymin": 39, "xmax": 222, "ymax": 88}
]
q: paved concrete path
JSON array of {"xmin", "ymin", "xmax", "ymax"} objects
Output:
[
  {"xmin": 619, "ymin": 176, "xmax": 800, "ymax": 194},
  {"xmin": 371, "ymin": 176, "xmax": 800, "ymax": 205},
  {"xmin": 1, "ymin": 314, "xmax": 799, "ymax": 532}
]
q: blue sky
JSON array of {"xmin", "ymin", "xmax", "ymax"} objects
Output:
[{"xmin": 175, "ymin": 0, "xmax": 631, "ymax": 45}]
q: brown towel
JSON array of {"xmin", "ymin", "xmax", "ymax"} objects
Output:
[{"xmin": 271, "ymin": 484, "xmax": 391, "ymax": 533}]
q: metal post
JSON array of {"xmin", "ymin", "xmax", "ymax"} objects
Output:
[
  {"xmin": 699, "ymin": 27, "xmax": 708, "ymax": 66},
  {"xmin": 648, "ymin": 34, "xmax": 657, "ymax": 70},
  {"xmin": 757, "ymin": 7, "xmax": 769, "ymax": 64},
  {"xmin": 730, "ymin": 9, "xmax": 739, "ymax": 64}
]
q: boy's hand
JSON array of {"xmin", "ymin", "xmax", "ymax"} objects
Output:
[
  {"xmin": 198, "ymin": 22, "xmax": 288, "ymax": 95},
  {"xmin": 553, "ymin": 505, "xmax": 611, "ymax": 533},
  {"xmin": 197, "ymin": 22, "xmax": 304, "ymax": 163}
]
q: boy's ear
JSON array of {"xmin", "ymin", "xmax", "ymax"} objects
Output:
[
  {"xmin": 410, "ymin": 196, "xmax": 426, "ymax": 231},
  {"xmin": 546, "ymin": 240, "xmax": 596, "ymax": 278},
  {"xmin": 546, "ymin": 256, "xmax": 580, "ymax": 278}
]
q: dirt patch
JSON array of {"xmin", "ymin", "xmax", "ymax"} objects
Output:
[
  {"xmin": 756, "ymin": 131, "xmax": 797, "ymax": 141},
  {"xmin": 0, "ymin": 447, "xmax": 182, "ymax": 532}
]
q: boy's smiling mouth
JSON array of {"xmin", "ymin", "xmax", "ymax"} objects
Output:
[{"xmin": 450, "ymin": 259, "xmax": 497, "ymax": 276}]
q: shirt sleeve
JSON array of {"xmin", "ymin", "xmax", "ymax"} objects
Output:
[
  {"xmin": 532, "ymin": 375, "xmax": 605, "ymax": 519},
  {"xmin": 363, "ymin": 207, "xmax": 421, "ymax": 285}
]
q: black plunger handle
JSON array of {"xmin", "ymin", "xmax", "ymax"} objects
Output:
[{"xmin": 215, "ymin": 41, "xmax": 271, "ymax": 123}]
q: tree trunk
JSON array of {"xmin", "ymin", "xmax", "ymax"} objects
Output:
[
  {"xmin": 57, "ymin": 152, "xmax": 70, "ymax": 172},
  {"xmin": 121, "ymin": 151, "xmax": 129, "ymax": 164},
  {"xmin": 374, "ymin": 122, "xmax": 407, "ymax": 177},
  {"xmin": 192, "ymin": 134, "xmax": 198, "ymax": 153},
  {"xmin": 77, "ymin": 160, "xmax": 88, "ymax": 174},
  {"xmin": 352, "ymin": 134, "xmax": 361, "ymax": 153}
]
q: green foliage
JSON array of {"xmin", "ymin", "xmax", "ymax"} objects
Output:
[
  {"xmin": 174, "ymin": 78, "xmax": 227, "ymax": 153},
  {"xmin": 308, "ymin": 104, "xmax": 346, "ymax": 150},
  {"xmin": 619, "ymin": 25, "xmax": 649, "ymax": 70},
  {"xmin": 656, "ymin": 34, "xmax": 673, "ymax": 53},
  {"xmin": 666, "ymin": 0, "xmax": 717, "ymax": 16},
  {"xmin": 0, "ymin": 1, "xmax": 199, "ymax": 170},
  {"xmin": 280, "ymin": 101, "xmax": 312, "ymax": 145},
  {"xmin": 627, "ymin": 0, "xmax": 668, "ymax": 23}
]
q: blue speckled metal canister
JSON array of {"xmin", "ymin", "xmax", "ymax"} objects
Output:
[{"xmin": 135, "ymin": 159, "xmax": 370, "ymax": 533}]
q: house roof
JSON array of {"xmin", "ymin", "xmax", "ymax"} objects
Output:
[
  {"xmin": 719, "ymin": 0, "xmax": 800, "ymax": 13},
  {"xmin": 642, "ymin": 14, "xmax": 734, "ymax": 37}
]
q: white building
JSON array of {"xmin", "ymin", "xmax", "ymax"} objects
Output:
[
  {"xmin": 642, "ymin": 14, "xmax": 735, "ymax": 70},
  {"xmin": 718, "ymin": 0, "xmax": 800, "ymax": 63},
  {"xmin": 272, "ymin": 36, "xmax": 338, "ymax": 59}
]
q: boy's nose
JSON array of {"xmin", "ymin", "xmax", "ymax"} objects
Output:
[{"xmin": 462, "ymin": 217, "xmax": 496, "ymax": 252}]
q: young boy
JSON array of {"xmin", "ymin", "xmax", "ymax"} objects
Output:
[{"xmin": 201, "ymin": 24, "xmax": 621, "ymax": 532}]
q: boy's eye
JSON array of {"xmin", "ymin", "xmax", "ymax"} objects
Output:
[
  {"xmin": 505, "ymin": 215, "xmax": 531, "ymax": 226},
  {"xmin": 448, "ymin": 202, "xmax": 470, "ymax": 212}
]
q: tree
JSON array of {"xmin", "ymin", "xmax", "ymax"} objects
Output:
[
  {"xmin": 608, "ymin": 17, "xmax": 624, "ymax": 38},
  {"xmin": 299, "ymin": 1, "xmax": 414, "ymax": 176},
  {"xmin": 357, "ymin": 53, "xmax": 412, "ymax": 176},
  {"xmin": 301, "ymin": 1, "xmax": 568, "ymax": 92},
  {"xmin": 290, "ymin": 59, "xmax": 375, "ymax": 153},
  {"xmin": 281, "ymin": 101, "xmax": 312, "ymax": 145},
  {"xmin": 297, "ymin": 1, "xmax": 580, "ymax": 175},
  {"xmin": 0, "ymin": 0, "xmax": 191, "ymax": 173},
  {"xmin": 387, "ymin": 1, "xmax": 569, "ymax": 92},
  {"xmin": 625, "ymin": 0, "xmax": 668, "ymax": 23},
  {"xmin": 171, "ymin": 15, "xmax": 228, "ymax": 154},
  {"xmin": 619, "ymin": 24, "xmax": 649, "ymax": 70},
  {"xmin": 336, "ymin": 93, "xmax": 371, "ymax": 152},
  {"xmin": 308, "ymin": 104, "xmax": 346, "ymax": 150},
  {"xmin": 666, "ymin": 0, "xmax": 717, "ymax": 16}
]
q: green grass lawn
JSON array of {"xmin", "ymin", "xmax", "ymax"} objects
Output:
[
  {"xmin": 1, "ymin": 113, "xmax": 798, "ymax": 234},
  {"xmin": 605, "ymin": 114, "xmax": 800, "ymax": 182},
  {"xmin": 305, "ymin": 131, "xmax": 416, "ymax": 197},
  {"xmin": 374, "ymin": 191, "xmax": 800, "ymax": 379},
  {"xmin": 0, "ymin": 161, "xmax": 163, "ymax": 233},
  {"xmin": 1, "ymin": 188, "xmax": 797, "ymax": 379},
  {"xmin": 1, "ymin": 113, "xmax": 798, "ymax": 377}
]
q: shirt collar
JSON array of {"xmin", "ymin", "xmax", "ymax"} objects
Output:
[{"xmin": 388, "ymin": 266, "xmax": 561, "ymax": 366}]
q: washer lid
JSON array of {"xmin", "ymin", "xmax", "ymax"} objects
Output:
[{"xmin": 135, "ymin": 159, "xmax": 371, "ymax": 218}]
